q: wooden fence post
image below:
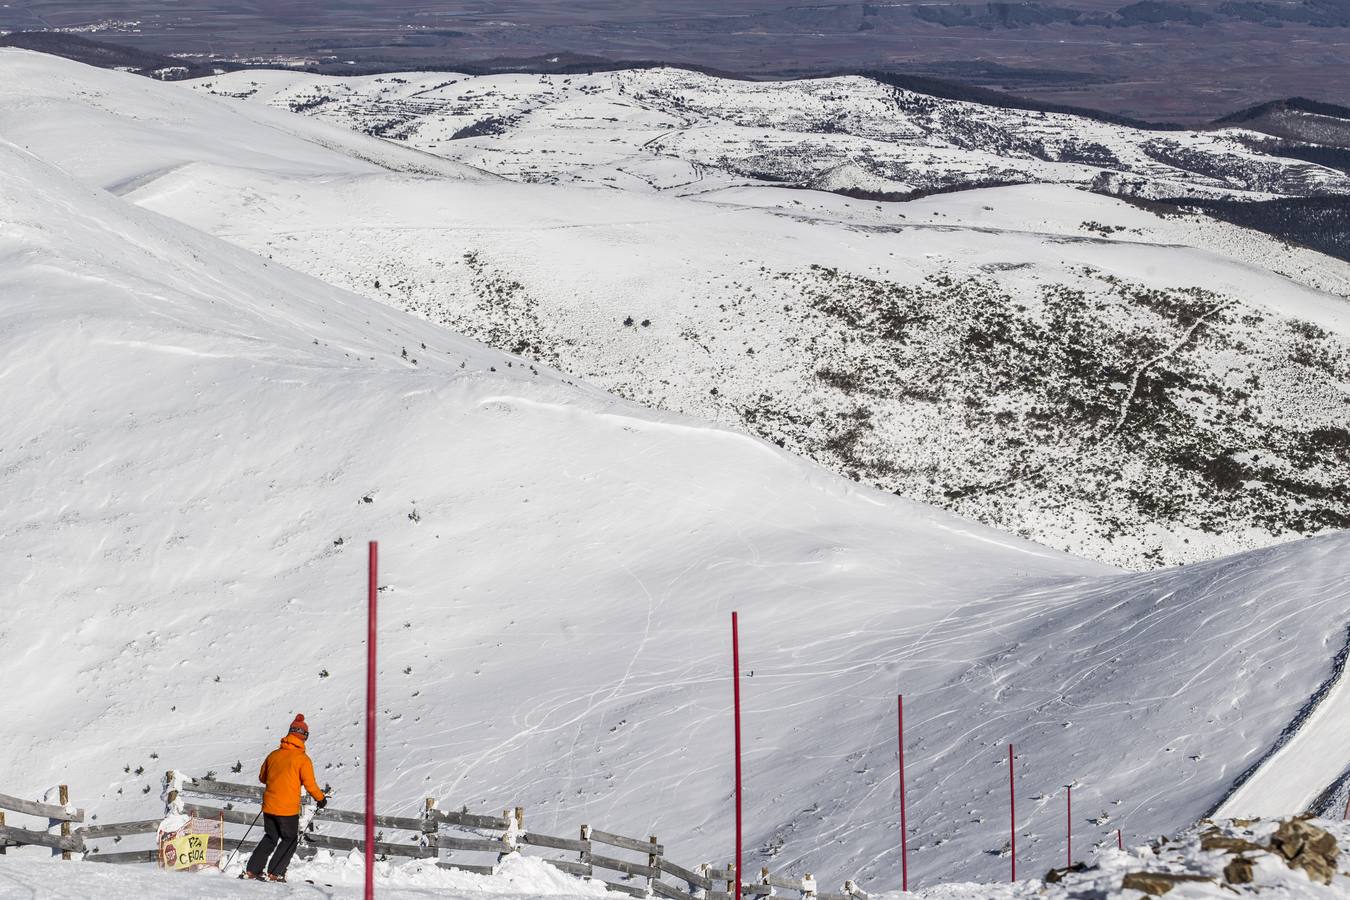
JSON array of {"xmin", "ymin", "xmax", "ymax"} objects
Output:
[
  {"xmin": 423, "ymin": 798, "xmax": 437, "ymax": 852},
  {"xmin": 164, "ymin": 771, "xmax": 178, "ymax": 811},
  {"xmin": 498, "ymin": 808, "xmax": 521, "ymax": 863},
  {"xmin": 647, "ymin": 836, "xmax": 660, "ymax": 893},
  {"xmin": 759, "ymin": 867, "xmax": 771, "ymax": 896},
  {"xmin": 696, "ymin": 863, "xmax": 711, "ymax": 899},
  {"xmin": 801, "ymin": 873, "xmax": 816, "ymax": 899},
  {"xmin": 726, "ymin": 861, "xmax": 736, "ymax": 896},
  {"xmin": 580, "ymin": 825, "xmax": 591, "ymax": 865},
  {"xmin": 0, "ymin": 810, "xmax": 6, "ymax": 856},
  {"xmin": 58, "ymin": 785, "xmax": 71, "ymax": 860}
]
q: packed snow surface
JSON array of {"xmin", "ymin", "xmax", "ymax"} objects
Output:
[
  {"xmin": 3, "ymin": 50, "xmax": 1350, "ymax": 897},
  {"xmin": 0, "ymin": 853, "xmax": 609, "ymax": 898},
  {"xmin": 7, "ymin": 817, "xmax": 1350, "ymax": 897}
]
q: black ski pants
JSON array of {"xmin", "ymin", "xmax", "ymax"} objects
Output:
[{"xmin": 246, "ymin": 813, "xmax": 300, "ymax": 877}]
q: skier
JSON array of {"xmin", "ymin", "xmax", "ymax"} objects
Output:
[{"xmin": 240, "ymin": 714, "xmax": 327, "ymax": 882}]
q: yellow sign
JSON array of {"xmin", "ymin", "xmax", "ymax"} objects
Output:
[
  {"xmin": 162, "ymin": 832, "xmax": 212, "ymax": 870},
  {"xmin": 158, "ymin": 814, "xmax": 224, "ymax": 872}
]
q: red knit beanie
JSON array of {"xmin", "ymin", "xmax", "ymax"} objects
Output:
[{"xmin": 288, "ymin": 714, "xmax": 309, "ymax": 740}]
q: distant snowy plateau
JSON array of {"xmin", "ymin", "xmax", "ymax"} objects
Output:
[{"xmin": 3, "ymin": 49, "xmax": 1350, "ymax": 898}]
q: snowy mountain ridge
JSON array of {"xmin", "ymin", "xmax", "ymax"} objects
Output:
[
  {"xmin": 187, "ymin": 67, "xmax": 1350, "ymax": 202},
  {"xmin": 3, "ymin": 52, "xmax": 1350, "ymax": 896},
  {"xmin": 48, "ymin": 55, "xmax": 1349, "ymax": 570}
]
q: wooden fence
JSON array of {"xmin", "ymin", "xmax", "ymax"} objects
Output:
[
  {"xmin": 0, "ymin": 775, "xmax": 869, "ymax": 900},
  {"xmin": 0, "ymin": 787, "xmax": 85, "ymax": 860}
]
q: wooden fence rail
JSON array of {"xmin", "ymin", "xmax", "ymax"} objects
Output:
[
  {"xmin": 1, "ymin": 775, "xmax": 869, "ymax": 900},
  {"xmin": 0, "ymin": 786, "xmax": 85, "ymax": 860},
  {"xmin": 0, "ymin": 823, "xmax": 84, "ymax": 854},
  {"xmin": 0, "ymin": 792, "xmax": 84, "ymax": 823}
]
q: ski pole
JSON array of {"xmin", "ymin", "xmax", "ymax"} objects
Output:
[{"xmin": 224, "ymin": 809, "xmax": 263, "ymax": 872}]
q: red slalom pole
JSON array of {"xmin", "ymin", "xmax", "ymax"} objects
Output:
[
  {"xmin": 366, "ymin": 541, "xmax": 378, "ymax": 900},
  {"xmin": 898, "ymin": 695, "xmax": 908, "ymax": 892},
  {"xmin": 732, "ymin": 612, "xmax": 743, "ymax": 900},
  {"xmin": 1066, "ymin": 784, "xmax": 1072, "ymax": 868},
  {"xmin": 1008, "ymin": 744, "xmax": 1016, "ymax": 882}
]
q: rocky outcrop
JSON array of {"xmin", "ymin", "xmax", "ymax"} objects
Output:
[
  {"xmin": 1119, "ymin": 871, "xmax": 1212, "ymax": 894},
  {"xmin": 1269, "ymin": 818, "xmax": 1339, "ymax": 885}
]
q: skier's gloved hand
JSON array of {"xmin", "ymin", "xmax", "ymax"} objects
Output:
[{"xmin": 316, "ymin": 796, "xmax": 328, "ymax": 810}]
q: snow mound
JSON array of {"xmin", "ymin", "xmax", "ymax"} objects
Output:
[{"xmin": 0, "ymin": 48, "xmax": 492, "ymax": 193}]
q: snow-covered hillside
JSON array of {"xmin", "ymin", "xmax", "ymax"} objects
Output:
[
  {"xmin": 132, "ymin": 164, "xmax": 1350, "ymax": 570},
  {"xmin": 4, "ymin": 51, "xmax": 1350, "ymax": 895},
  {"xmin": 186, "ymin": 68, "xmax": 1350, "ymax": 202},
  {"xmin": 3, "ymin": 52, "xmax": 1339, "ymax": 569}
]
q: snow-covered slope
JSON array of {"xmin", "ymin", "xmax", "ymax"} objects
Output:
[
  {"xmin": 8, "ymin": 51, "xmax": 1350, "ymax": 570},
  {"xmin": 10, "ymin": 50, "xmax": 1328, "ymax": 569},
  {"xmin": 0, "ymin": 50, "xmax": 491, "ymax": 191},
  {"xmin": 4, "ymin": 54, "xmax": 1350, "ymax": 892},
  {"xmin": 128, "ymin": 166, "xmax": 1350, "ymax": 573}
]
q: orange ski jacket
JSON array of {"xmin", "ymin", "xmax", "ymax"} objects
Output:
[{"xmin": 258, "ymin": 734, "xmax": 325, "ymax": 816}]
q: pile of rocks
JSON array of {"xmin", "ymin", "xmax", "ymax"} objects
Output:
[
  {"xmin": 1041, "ymin": 815, "xmax": 1343, "ymax": 896},
  {"xmin": 1207, "ymin": 817, "xmax": 1340, "ymax": 887}
]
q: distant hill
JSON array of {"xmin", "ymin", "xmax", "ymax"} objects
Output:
[
  {"xmin": 1218, "ymin": 96, "xmax": 1350, "ymax": 125},
  {"xmin": 4, "ymin": 30, "xmax": 1337, "ymax": 133},
  {"xmin": 1165, "ymin": 195, "xmax": 1350, "ymax": 262},
  {"xmin": 5, "ymin": 0, "xmax": 1350, "ymax": 120},
  {"xmin": 0, "ymin": 31, "xmax": 218, "ymax": 79},
  {"xmin": 1213, "ymin": 96, "xmax": 1350, "ymax": 148},
  {"xmin": 861, "ymin": 69, "xmax": 1184, "ymax": 131}
]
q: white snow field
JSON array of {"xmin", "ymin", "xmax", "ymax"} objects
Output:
[
  {"xmin": 146, "ymin": 59, "xmax": 1350, "ymax": 571},
  {"xmin": 3, "ymin": 50, "xmax": 1350, "ymax": 898},
  {"xmin": 8, "ymin": 52, "xmax": 1350, "ymax": 571}
]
